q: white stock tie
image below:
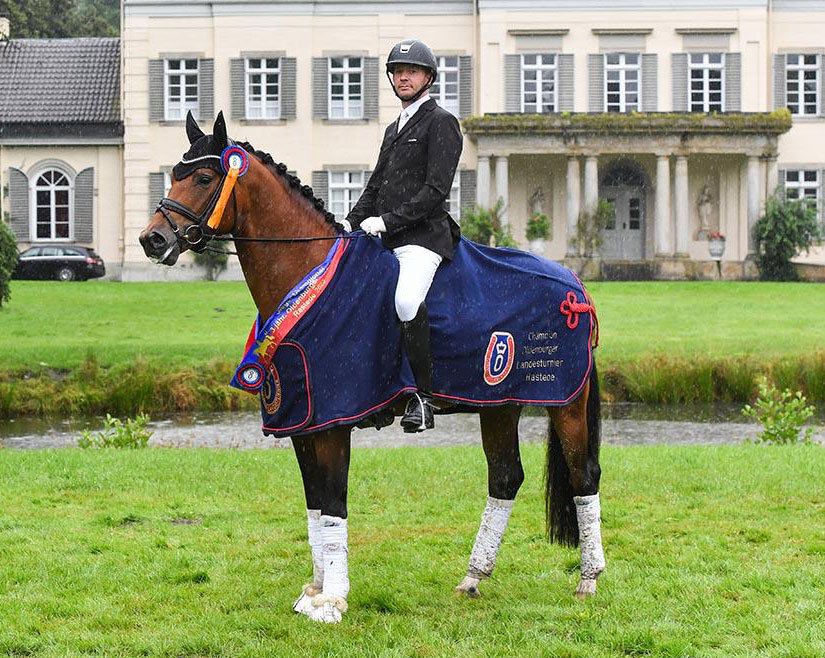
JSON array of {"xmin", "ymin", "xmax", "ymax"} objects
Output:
[{"xmin": 398, "ymin": 109, "xmax": 411, "ymax": 133}]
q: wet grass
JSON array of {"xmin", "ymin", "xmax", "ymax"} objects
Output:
[{"xmin": 0, "ymin": 443, "xmax": 823, "ymax": 657}]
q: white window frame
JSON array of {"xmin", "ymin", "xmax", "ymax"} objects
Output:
[
  {"xmin": 786, "ymin": 54, "xmax": 821, "ymax": 117},
  {"xmin": 165, "ymin": 58, "xmax": 199, "ymax": 121},
  {"xmin": 521, "ymin": 54, "xmax": 557, "ymax": 114},
  {"xmin": 431, "ymin": 55, "xmax": 460, "ymax": 117},
  {"xmin": 604, "ymin": 53, "xmax": 641, "ymax": 113},
  {"xmin": 689, "ymin": 52, "xmax": 725, "ymax": 113},
  {"xmin": 29, "ymin": 166, "xmax": 74, "ymax": 242},
  {"xmin": 329, "ymin": 57, "xmax": 363, "ymax": 120},
  {"xmin": 328, "ymin": 171, "xmax": 365, "ymax": 220},
  {"xmin": 447, "ymin": 174, "xmax": 461, "ymax": 221},
  {"xmin": 163, "ymin": 171, "xmax": 173, "ymax": 197},
  {"xmin": 785, "ymin": 169, "xmax": 821, "ymax": 219},
  {"xmin": 246, "ymin": 57, "xmax": 281, "ymax": 120}
]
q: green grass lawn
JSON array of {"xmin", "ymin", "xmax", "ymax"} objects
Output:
[
  {"xmin": 0, "ymin": 443, "xmax": 823, "ymax": 657},
  {"xmin": 1, "ymin": 280, "xmax": 824, "ymax": 370}
]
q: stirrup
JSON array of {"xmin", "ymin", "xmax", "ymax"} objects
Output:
[{"xmin": 401, "ymin": 393, "xmax": 434, "ymax": 433}]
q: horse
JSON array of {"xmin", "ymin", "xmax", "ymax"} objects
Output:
[{"xmin": 139, "ymin": 111, "xmax": 605, "ymax": 624}]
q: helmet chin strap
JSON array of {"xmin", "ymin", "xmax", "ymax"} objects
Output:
[{"xmin": 386, "ymin": 70, "xmax": 434, "ymax": 104}]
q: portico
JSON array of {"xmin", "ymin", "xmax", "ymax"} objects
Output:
[{"xmin": 464, "ymin": 113, "xmax": 791, "ymax": 278}]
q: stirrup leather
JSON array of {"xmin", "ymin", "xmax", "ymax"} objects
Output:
[{"xmin": 401, "ymin": 393, "xmax": 435, "ymax": 433}]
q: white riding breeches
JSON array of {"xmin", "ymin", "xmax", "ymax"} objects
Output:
[{"xmin": 392, "ymin": 244, "xmax": 443, "ymax": 322}]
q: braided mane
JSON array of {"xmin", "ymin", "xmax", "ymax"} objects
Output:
[{"xmin": 235, "ymin": 141, "xmax": 340, "ymax": 229}]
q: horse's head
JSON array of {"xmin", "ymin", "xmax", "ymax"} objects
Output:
[{"xmin": 139, "ymin": 111, "xmax": 243, "ymax": 265}]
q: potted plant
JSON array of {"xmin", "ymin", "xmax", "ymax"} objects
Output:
[
  {"xmin": 707, "ymin": 231, "xmax": 726, "ymax": 260},
  {"xmin": 526, "ymin": 211, "xmax": 551, "ymax": 255}
]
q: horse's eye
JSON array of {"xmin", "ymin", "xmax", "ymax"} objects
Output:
[{"xmin": 197, "ymin": 175, "xmax": 213, "ymax": 186}]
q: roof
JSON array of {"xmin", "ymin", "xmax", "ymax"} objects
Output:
[{"xmin": 0, "ymin": 37, "xmax": 121, "ymax": 135}]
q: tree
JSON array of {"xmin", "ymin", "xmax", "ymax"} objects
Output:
[
  {"xmin": 753, "ymin": 194, "xmax": 821, "ymax": 281},
  {"xmin": 0, "ymin": 0, "xmax": 118, "ymax": 39},
  {"xmin": 0, "ymin": 219, "xmax": 19, "ymax": 309}
]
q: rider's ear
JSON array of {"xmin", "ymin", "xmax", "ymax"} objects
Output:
[
  {"xmin": 186, "ymin": 111, "xmax": 206, "ymax": 144},
  {"xmin": 213, "ymin": 111, "xmax": 228, "ymax": 150}
]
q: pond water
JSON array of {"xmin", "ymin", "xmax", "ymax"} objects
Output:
[{"xmin": 1, "ymin": 404, "xmax": 823, "ymax": 450}]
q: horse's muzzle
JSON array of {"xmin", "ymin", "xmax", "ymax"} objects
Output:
[{"xmin": 139, "ymin": 228, "xmax": 180, "ymax": 265}]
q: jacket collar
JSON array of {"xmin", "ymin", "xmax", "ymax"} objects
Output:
[{"xmin": 390, "ymin": 97, "xmax": 436, "ymax": 143}]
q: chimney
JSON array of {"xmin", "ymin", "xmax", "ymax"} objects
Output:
[{"xmin": 0, "ymin": 17, "xmax": 9, "ymax": 40}]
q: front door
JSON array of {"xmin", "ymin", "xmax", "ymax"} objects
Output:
[{"xmin": 601, "ymin": 186, "xmax": 645, "ymax": 260}]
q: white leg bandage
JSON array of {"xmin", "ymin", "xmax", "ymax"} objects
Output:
[
  {"xmin": 319, "ymin": 515, "xmax": 349, "ymax": 600},
  {"xmin": 307, "ymin": 509, "xmax": 324, "ymax": 590},
  {"xmin": 574, "ymin": 494, "xmax": 606, "ymax": 580},
  {"xmin": 467, "ymin": 497, "xmax": 515, "ymax": 579}
]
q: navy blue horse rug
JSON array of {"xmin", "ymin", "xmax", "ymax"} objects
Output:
[{"xmin": 231, "ymin": 235, "xmax": 598, "ymax": 438}]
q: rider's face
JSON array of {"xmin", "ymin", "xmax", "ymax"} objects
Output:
[{"xmin": 392, "ymin": 65, "xmax": 431, "ymax": 102}]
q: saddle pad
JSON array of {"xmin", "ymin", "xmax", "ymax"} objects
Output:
[{"xmin": 232, "ymin": 236, "xmax": 597, "ymax": 438}]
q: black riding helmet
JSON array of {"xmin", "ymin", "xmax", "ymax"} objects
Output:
[{"xmin": 386, "ymin": 39, "xmax": 438, "ymax": 102}]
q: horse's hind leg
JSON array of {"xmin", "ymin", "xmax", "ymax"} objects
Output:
[
  {"xmin": 547, "ymin": 369, "xmax": 605, "ymax": 598},
  {"xmin": 291, "ymin": 427, "xmax": 352, "ymax": 623},
  {"xmin": 456, "ymin": 405, "xmax": 524, "ymax": 598}
]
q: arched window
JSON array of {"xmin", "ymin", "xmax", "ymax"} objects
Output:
[{"xmin": 32, "ymin": 169, "xmax": 73, "ymax": 240}]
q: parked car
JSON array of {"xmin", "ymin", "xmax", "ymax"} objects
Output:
[{"xmin": 12, "ymin": 246, "xmax": 106, "ymax": 281}]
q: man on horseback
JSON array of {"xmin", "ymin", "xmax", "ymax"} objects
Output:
[{"xmin": 341, "ymin": 39, "xmax": 463, "ymax": 433}]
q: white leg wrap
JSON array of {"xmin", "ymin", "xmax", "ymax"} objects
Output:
[
  {"xmin": 467, "ymin": 497, "xmax": 515, "ymax": 579},
  {"xmin": 307, "ymin": 509, "xmax": 324, "ymax": 591},
  {"xmin": 574, "ymin": 494, "xmax": 606, "ymax": 580},
  {"xmin": 319, "ymin": 515, "xmax": 349, "ymax": 600}
]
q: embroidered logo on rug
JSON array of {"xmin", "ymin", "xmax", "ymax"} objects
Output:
[
  {"xmin": 261, "ymin": 363, "xmax": 282, "ymax": 414},
  {"xmin": 483, "ymin": 332, "xmax": 515, "ymax": 386}
]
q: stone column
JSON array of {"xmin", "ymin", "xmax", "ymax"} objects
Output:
[
  {"xmin": 674, "ymin": 156, "xmax": 690, "ymax": 256},
  {"xmin": 566, "ymin": 156, "xmax": 581, "ymax": 256},
  {"xmin": 583, "ymin": 156, "xmax": 599, "ymax": 213},
  {"xmin": 476, "ymin": 155, "xmax": 491, "ymax": 209},
  {"xmin": 655, "ymin": 155, "xmax": 672, "ymax": 256},
  {"xmin": 766, "ymin": 156, "xmax": 779, "ymax": 197},
  {"xmin": 747, "ymin": 156, "xmax": 761, "ymax": 254},
  {"xmin": 495, "ymin": 155, "xmax": 509, "ymax": 226}
]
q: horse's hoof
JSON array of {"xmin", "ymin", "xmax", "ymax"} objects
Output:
[
  {"xmin": 292, "ymin": 583, "xmax": 322, "ymax": 614},
  {"xmin": 575, "ymin": 578, "xmax": 597, "ymax": 598},
  {"xmin": 455, "ymin": 576, "xmax": 481, "ymax": 598}
]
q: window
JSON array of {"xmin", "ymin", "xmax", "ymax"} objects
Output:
[
  {"xmin": 165, "ymin": 59, "xmax": 199, "ymax": 120},
  {"xmin": 431, "ymin": 56, "xmax": 460, "ymax": 116},
  {"xmin": 246, "ymin": 57, "xmax": 280, "ymax": 119},
  {"xmin": 605, "ymin": 53, "xmax": 640, "ymax": 113},
  {"xmin": 689, "ymin": 53, "xmax": 724, "ymax": 113},
  {"xmin": 446, "ymin": 175, "xmax": 461, "ymax": 221},
  {"xmin": 33, "ymin": 169, "xmax": 72, "ymax": 240},
  {"xmin": 785, "ymin": 170, "xmax": 820, "ymax": 217},
  {"xmin": 163, "ymin": 171, "xmax": 172, "ymax": 196},
  {"xmin": 329, "ymin": 57, "xmax": 363, "ymax": 119},
  {"xmin": 521, "ymin": 54, "xmax": 556, "ymax": 113},
  {"xmin": 786, "ymin": 54, "xmax": 820, "ymax": 117},
  {"xmin": 328, "ymin": 171, "xmax": 364, "ymax": 219}
]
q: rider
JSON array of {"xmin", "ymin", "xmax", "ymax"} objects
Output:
[{"xmin": 341, "ymin": 38, "xmax": 463, "ymax": 433}]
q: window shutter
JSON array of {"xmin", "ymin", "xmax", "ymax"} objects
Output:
[
  {"xmin": 588, "ymin": 54, "xmax": 604, "ymax": 112},
  {"xmin": 281, "ymin": 57, "xmax": 297, "ymax": 120},
  {"xmin": 74, "ymin": 168, "xmax": 94, "ymax": 243},
  {"xmin": 459, "ymin": 55, "xmax": 473, "ymax": 118},
  {"xmin": 504, "ymin": 54, "xmax": 521, "ymax": 112},
  {"xmin": 311, "ymin": 171, "xmax": 329, "ymax": 206},
  {"xmin": 8, "ymin": 167, "xmax": 29, "ymax": 240},
  {"xmin": 230, "ymin": 58, "xmax": 245, "ymax": 120},
  {"xmin": 459, "ymin": 169, "xmax": 476, "ymax": 220},
  {"xmin": 364, "ymin": 57, "xmax": 379, "ymax": 120},
  {"xmin": 149, "ymin": 59, "xmax": 165, "ymax": 123},
  {"xmin": 199, "ymin": 58, "xmax": 214, "ymax": 121},
  {"xmin": 641, "ymin": 54, "xmax": 658, "ymax": 111},
  {"xmin": 820, "ymin": 56, "xmax": 825, "ymax": 117},
  {"xmin": 557, "ymin": 54, "xmax": 574, "ymax": 112},
  {"xmin": 312, "ymin": 58, "xmax": 329, "ymax": 119},
  {"xmin": 672, "ymin": 53, "xmax": 688, "ymax": 111},
  {"xmin": 149, "ymin": 172, "xmax": 166, "ymax": 214},
  {"xmin": 772, "ymin": 54, "xmax": 786, "ymax": 111},
  {"xmin": 724, "ymin": 52, "xmax": 741, "ymax": 112},
  {"xmin": 820, "ymin": 169, "xmax": 825, "ymax": 225}
]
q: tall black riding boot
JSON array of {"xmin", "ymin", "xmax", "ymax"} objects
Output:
[{"xmin": 400, "ymin": 302, "xmax": 435, "ymax": 433}]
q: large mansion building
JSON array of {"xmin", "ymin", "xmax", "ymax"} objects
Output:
[{"xmin": 1, "ymin": 0, "xmax": 824, "ymax": 280}]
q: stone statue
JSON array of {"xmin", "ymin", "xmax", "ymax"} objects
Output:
[
  {"xmin": 697, "ymin": 184, "xmax": 713, "ymax": 237},
  {"xmin": 528, "ymin": 187, "xmax": 546, "ymax": 217}
]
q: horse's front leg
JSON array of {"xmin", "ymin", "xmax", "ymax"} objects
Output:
[
  {"xmin": 456, "ymin": 405, "xmax": 524, "ymax": 598},
  {"xmin": 291, "ymin": 426, "xmax": 352, "ymax": 623}
]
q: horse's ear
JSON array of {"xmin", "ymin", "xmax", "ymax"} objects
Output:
[
  {"xmin": 186, "ymin": 111, "xmax": 205, "ymax": 144},
  {"xmin": 213, "ymin": 111, "xmax": 228, "ymax": 149}
]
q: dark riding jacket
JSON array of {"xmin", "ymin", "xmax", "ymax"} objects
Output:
[{"xmin": 345, "ymin": 98, "xmax": 463, "ymax": 260}]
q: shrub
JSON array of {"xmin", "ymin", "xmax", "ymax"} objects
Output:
[
  {"xmin": 78, "ymin": 413, "xmax": 153, "ymax": 449},
  {"xmin": 193, "ymin": 249, "xmax": 228, "ymax": 281},
  {"xmin": 461, "ymin": 198, "xmax": 517, "ymax": 247},
  {"xmin": 753, "ymin": 194, "xmax": 821, "ymax": 281},
  {"xmin": 742, "ymin": 377, "xmax": 816, "ymax": 445},
  {"xmin": 0, "ymin": 219, "xmax": 19, "ymax": 309},
  {"xmin": 573, "ymin": 199, "xmax": 614, "ymax": 257},
  {"xmin": 526, "ymin": 212, "xmax": 551, "ymax": 241}
]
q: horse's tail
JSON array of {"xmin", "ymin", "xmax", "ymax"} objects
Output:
[{"xmin": 545, "ymin": 360, "xmax": 601, "ymax": 547}]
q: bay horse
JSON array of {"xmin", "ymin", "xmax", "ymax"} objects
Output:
[{"xmin": 139, "ymin": 112, "xmax": 605, "ymax": 623}]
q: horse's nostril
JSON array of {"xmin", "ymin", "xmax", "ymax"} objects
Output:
[{"xmin": 149, "ymin": 231, "xmax": 167, "ymax": 248}]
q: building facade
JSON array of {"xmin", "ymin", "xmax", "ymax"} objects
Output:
[{"xmin": 2, "ymin": 2, "xmax": 824, "ymax": 280}]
